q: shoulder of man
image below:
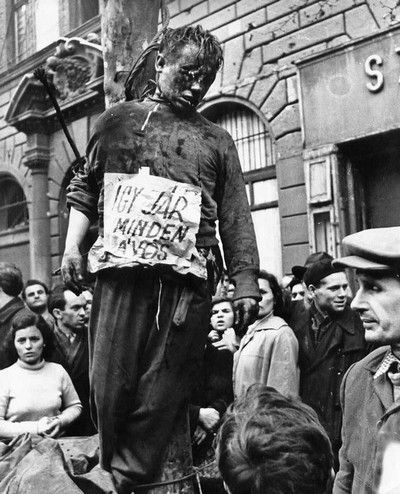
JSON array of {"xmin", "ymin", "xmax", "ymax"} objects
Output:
[
  {"xmin": 93, "ymin": 100, "xmax": 147, "ymax": 133},
  {"xmin": 288, "ymin": 300, "xmax": 310, "ymax": 329},
  {"xmin": 344, "ymin": 346, "xmax": 389, "ymax": 386},
  {"xmin": 198, "ymin": 112, "xmax": 236, "ymax": 141},
  {"xmin": 0, "ymin": 297, "xmax": 25, "ymax": 322}
]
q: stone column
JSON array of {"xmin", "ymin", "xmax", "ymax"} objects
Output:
[{"xmin": 24, "ymin": 133, "xmax": 51, "ymax": 286}]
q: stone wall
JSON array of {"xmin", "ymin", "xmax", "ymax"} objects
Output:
[
  {"xmin": 0, "ymin": 0, "xmax": 398, "ymax": 277},
  {"xmin": 166, "ymin": 0, "xmax": 397, "ymax": 273}
]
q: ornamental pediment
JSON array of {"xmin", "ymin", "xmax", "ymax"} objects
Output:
[{"xmin": 5, "ymin": 36, "xmax": 104, "ymax": 134}]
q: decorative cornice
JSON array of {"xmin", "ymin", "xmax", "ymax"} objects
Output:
[
  {"xmin": 5, "ymin": 35, "xmax": 104, "ymax": 135},
  {"xmin": 46, "ymin": 36, "xmax": 103, "ymax": 101},
  {"xmin": 0, "ymin": 15, "xmax": 100, "ymax": 87}
]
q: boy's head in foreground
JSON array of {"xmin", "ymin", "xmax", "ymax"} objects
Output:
[{"xmin": 216, "ymin": 386, "xmax": 333, "ymax": 494}]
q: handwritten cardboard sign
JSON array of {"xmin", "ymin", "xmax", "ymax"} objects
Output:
[{"xmin": 103, "ymin": 173, "xmax": 206, "ymax": 278}]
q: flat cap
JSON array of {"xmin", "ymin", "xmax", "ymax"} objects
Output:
[
  {"xmin": 303, "ymin": 259, "xmax": 343, "ymax": 287},
  {"xmin": 333, "ymin": 227, "xmax": 400, "ymax": 271},
  {"xmin": 292, "ymin": 252, "xmax": 333, "ymax": 280}
]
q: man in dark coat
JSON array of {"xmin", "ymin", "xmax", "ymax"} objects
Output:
[
  {"xmin": 0, "ymin": 262, "xmax": 24, "ymax": 369},
  {"xmin": 333, "ymin": 227, "xmax": 400, "ymax": 493},
  {"xmin": 61, "ymin": 25, "xmax": 260, "ymax": 493},
  {"xmin": 48, "ymin": 284, "xmax": 95, "ymax": 436},
  {"xmin": 289, "ymin": 259, "xmax": 367, "ymax": 466}
]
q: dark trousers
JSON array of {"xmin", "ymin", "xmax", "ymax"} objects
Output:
[{"xmin": 89, "ymin": 267, "xmax": 211, "ymax": 494}]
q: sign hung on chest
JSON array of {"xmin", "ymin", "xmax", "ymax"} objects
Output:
[{"xmin": 103, "ymin": 172, "xmax": 205, "ymax": 277}]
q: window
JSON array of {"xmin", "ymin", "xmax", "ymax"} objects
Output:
[
  {"xmin": 11, "ymin": 0, "xmax": 58, "ymax": 63},
  {"xmin": 203, "ymin": 103, "xmax": 282, "ymax": 277},
  {"xmin": 13, "ymin": 0, "xmax": 32, "ymax": 62},
  {"xmin": 7, "ymin": 0, "xmax": 98, "ymax": 65},
  {"xmin": 35, "ymin": 0, "xmax": 59, "ymax": 51},
  {"xmin": 69, "ymin": 0, "xmax": 99, "ymax": 31},
  {"xmin": 312, "ymin": 209, "xmax": 335, "ymax": 256},
  {"xmin": 0, "ymin": 176, "xmax": 29, "ymax": 231}
]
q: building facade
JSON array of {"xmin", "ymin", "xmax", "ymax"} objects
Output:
[{"xmin": 0, "ymin": 0, "xmax": 399, "ymax": 285}]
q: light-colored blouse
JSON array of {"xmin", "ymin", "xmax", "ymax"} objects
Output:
[{"xmin": 0, "ymin": 359, "xmax": 82, "ymax": 439}]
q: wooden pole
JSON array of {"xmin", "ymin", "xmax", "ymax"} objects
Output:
[{"xmin": 99, "ymin": 0, "xmax": 161, "ymax": 108}]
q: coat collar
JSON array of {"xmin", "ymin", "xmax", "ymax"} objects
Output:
[
  {"xmin": 326, "ymin": 304, "xmax": 357, "ymax": 335},
  {"xmin": 364, "ymin": 347, "xmax": 397, "ymax": 411},
  {"xmin": 292, "ymin": 302, "xmax": 357, "ymax": 335},
  {"xmin": 239, "ymin": 315, "xmax": 286, "ymax": 350}
]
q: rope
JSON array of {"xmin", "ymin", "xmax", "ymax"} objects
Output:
[{"xmin": 133, "ymin": 458, "xmax": 216, "ymax": 491}]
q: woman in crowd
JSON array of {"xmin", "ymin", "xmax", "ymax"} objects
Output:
[
  {"xmin": 0, "ymin": 310, "xmax": 82, "ymax": 439},
  {"xmin": 233, "ymin": 270, "xmax": 299, "ymax": 399},
  {"xmin": 190, "ymin": 297, "xmax": 236, "ymax": 448}
]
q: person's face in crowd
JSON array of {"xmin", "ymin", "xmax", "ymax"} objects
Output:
[
  {"xmin": 351, "ymin": 272, "xmax": 400, "ymax": 347},
  {"xmin": 14, "ymin": 326, "xmax": 44, "ymax": 365},
  {"xmin": 258, "ymin": 278, "xmax": 275, "ymax": 319},
  {"xmin": 310, "ymin": 272, "xmax": 348, "ymax": 314},
  {"xmin": 57, "ymin": 290, "xmax": 87, "ymax": 333},
  {"xmin": 82, "ymin": 289, "xmax": 93, "ymax": 324},
  {"xmin": 156, "ymin": 43, "xmax": 216, "ymax": 113},
  {"xmin": 291, "ymin": 283, "xmax": 305, "ymax": 301},
  {"xmin": 211, "ymin": 301, "xmax": 234, "ymax": 332},
  {"xmin": 24, "ymin": 284, "xmax": 48, "ymax": 313},
  {"xmin": 227, "ymin": 283, "xmax": 235, "ymax": 299}
]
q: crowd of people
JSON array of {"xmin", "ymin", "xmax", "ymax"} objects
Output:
[
  {"xmin": 191, "ymin": 230, "xmax": 400, "ymax": 494},
  {"xmin": 0, "ymin": 265, "xmax": 95, "ymax": 440},
  {"xmin": 189, "ymin": 250, "xmax": 368, "ymax": 489},
  {"xmin": 2, "ymin": 21, "xmax": 400, "ymax": 494},
  {"xmin": 0, "ymin": 232, "xmax": 398, "ymax": 493}
]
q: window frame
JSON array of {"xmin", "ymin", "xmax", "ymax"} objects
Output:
[
  {"xmin": 12, "ymin": 0, "xmax": 30, "ymax": 63},
  {"xmin": 0, "ymin": 175, "xmax": 29, "ymax": 233},
  {"xmin": 201, "ymin": 99, "xmax": 277, "ymax": 212}
]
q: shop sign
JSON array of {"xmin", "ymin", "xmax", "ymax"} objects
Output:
[{"xmin": 298, "ymin": 27, "xmax": 400, "ymax": 147}]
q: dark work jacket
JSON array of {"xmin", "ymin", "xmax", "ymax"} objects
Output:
[
  {"xmin": 289, "ymin": 302, "xmax": 367, "ymax": 460},
  {"xmin": 49, "ymin": 328, "xmax": 96, "ymax": 436},
  {"xmin": 189, "ymin": 341, "xmax": 234, "ymax": 464},
  {"xmin": 66, "ymin": 98, "xmax": 260, "ymax": 300},
  {"xmin": 189, "ymin": 341, "xmax": 234, "ymax": 433},
  {"xmin": 0, "ymin": 297, "xmax": 25, "ymax": 369}
]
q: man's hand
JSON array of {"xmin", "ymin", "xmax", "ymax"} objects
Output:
[
  {"xmin": 212, "ymin": 334, "xmax": 237, "ymax": 354},
  {"xmin": 61, "ymin": 244, "xmax": 84, "ymax": 292},
  {"xmin": 193, "ymin": 425, "xmax": 207, "ymax": 445},
  {"xmin": 198, "ymin": 407, "xmax": 220, "ymax": 431},
  {"xmin": 233, "ymin": 297, "xmax": 259, "ymax": 338}
]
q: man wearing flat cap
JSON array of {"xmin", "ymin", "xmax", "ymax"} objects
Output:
[
  {"xmin": 333, "ymin": 227, "xmax": 400, "ymax": 493},
  {"xmin": 291, "ymin": 251, "xmax": 333, "ymax": 307},
  {"xmin": 289, "ymin": 257, "xmax": 366, "ymax": 467}
]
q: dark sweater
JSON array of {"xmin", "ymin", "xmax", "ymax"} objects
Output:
[
  {"xmin": 67, "ymin": 98, "xmax": 259, "ymax": 300},
  {"xmin": 0, "ymin": 298, "xmax": 25, "ymax": 369}
]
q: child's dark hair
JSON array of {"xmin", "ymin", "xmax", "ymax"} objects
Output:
[{"xmin": 216, "ymin": 385, "xmax": 333, "ymax": 494}]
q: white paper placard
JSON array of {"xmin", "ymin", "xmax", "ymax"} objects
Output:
[{"xmin": 101, "ymin": 172, "xmax": 206, "ymax": 278}]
